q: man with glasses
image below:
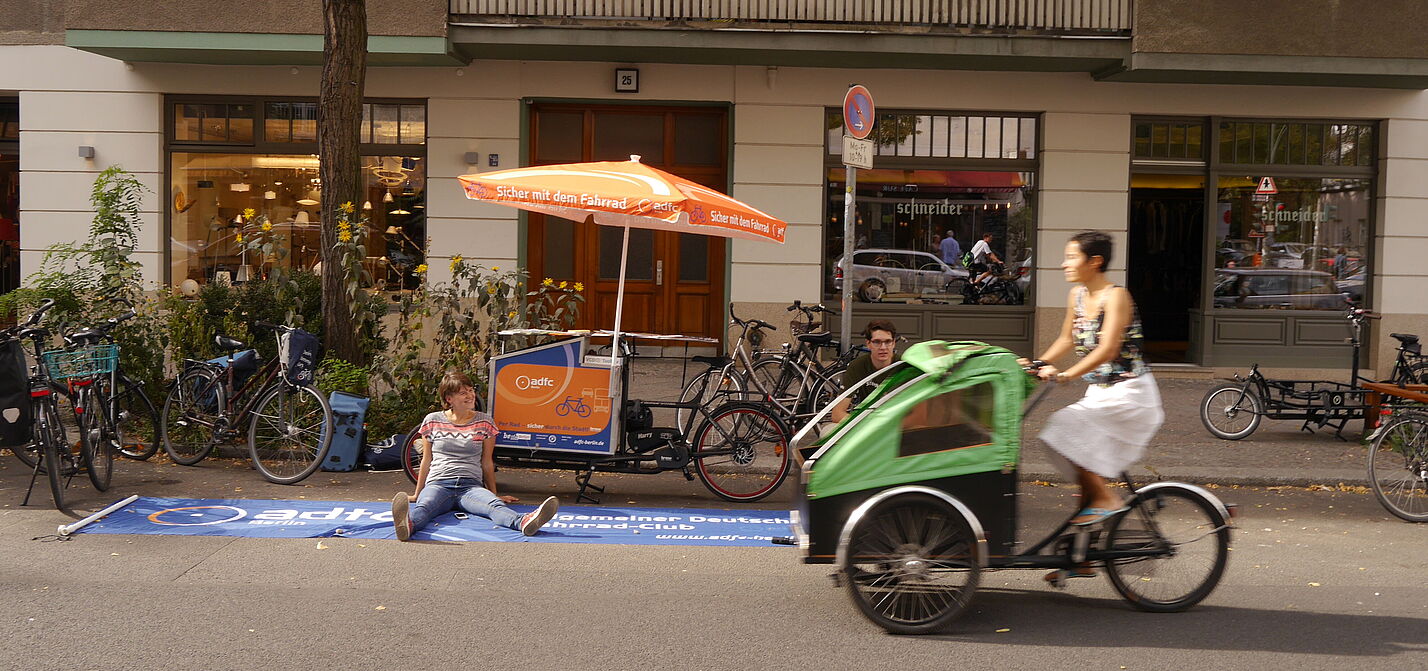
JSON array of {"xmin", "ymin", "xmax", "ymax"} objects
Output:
[{"xmin": 831, "ymin": 319, "xmax": 900, "ymax": 421}]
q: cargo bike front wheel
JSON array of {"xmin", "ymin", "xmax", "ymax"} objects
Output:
[{"xmin": 1199, "ymin": 384, "xmax": 1262, "ymax": 440}]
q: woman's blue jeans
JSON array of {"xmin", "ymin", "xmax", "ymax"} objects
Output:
[{"xmin": 409, "ymin": 477, "xmax": 522, "ymax": 531}]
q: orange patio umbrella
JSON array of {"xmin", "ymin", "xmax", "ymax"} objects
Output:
[{"xmin": 458, "ymin": 155, "xmax": 787, "ymax": 345}]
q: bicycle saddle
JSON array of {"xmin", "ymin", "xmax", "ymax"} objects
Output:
[
  {"xmin": 215, "ymin": 335, "xmax": 247, "ymax": 351},
  {"xmin": 691, "ymin": 355, "xmax": 731, "ymax": 368},
  {"xmin": 796, "ymin": 332, "xmax": 834, "ymax": 346},
  {"xmin": 1390, "ymin": 332, "xmax": 1419, "ymax": 346}
]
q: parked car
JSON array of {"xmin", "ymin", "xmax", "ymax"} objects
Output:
[
  {"xmin": 1212, "ymin": 269, "xmax": 1350, "ymax": 310},
  {"xmin": 1336, "ymin": 268, "xmax": 1366, "ymax": 303},
  {"xmin": 833, "ymin": 248, "xmax": 970, "ymax": 302}
]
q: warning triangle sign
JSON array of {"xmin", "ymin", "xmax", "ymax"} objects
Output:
[{"xmin": 1256, "ymin": 176, "xmax": 1278, "ymax": 195}]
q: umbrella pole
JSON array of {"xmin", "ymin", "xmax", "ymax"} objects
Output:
[{"xmin": 610, "ymin": 225, "xmax": 631, "ymax": 389}]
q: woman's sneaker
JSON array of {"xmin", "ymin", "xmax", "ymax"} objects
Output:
[
  {"xmin": 392, "ymin": 492, "xmax": 412, "ymax": 541},
  {"xmin": 520, "ymin": 496, "xmax": 559, "ymax": 536}
]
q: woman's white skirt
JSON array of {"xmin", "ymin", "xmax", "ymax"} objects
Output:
[{"xmin": 1038, "ymin": 373, "xmax": 1164, "ymax": 479}]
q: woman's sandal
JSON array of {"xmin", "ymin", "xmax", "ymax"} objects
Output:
[
  {"xmin": 1043, "ymin": 567, "xmax": 1097, "ymax": 588},
  {"xmin": 1070, "ymin": 505, "xmax": 1129, "ymax": 526}
]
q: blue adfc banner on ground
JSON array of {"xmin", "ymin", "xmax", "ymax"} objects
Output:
[{"xmin": 76, "ymin": 497, "xmax": 794, "ymax": 547}]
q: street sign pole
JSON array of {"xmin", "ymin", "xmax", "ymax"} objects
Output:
[
  {"xmin": 841, "ymin": 163, "xmax": 856, "ymax": 356},
  {"xmin": 839, "ymin": 85, "xmax": 875, "ymax": 360}
]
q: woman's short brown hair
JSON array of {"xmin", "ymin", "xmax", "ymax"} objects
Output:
[{"xmin": 437, "ymin": 370, "xmax": 476, "ymax": 407}]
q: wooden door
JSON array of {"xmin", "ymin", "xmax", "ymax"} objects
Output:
[{"xmin": 527, "ymin": 104, "xmax": 728, "ymax": 340}]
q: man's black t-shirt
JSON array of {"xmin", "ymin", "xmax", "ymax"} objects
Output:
[{"xmin": 842, "ymin": 351, "xmax": 899, "ymax": 406}]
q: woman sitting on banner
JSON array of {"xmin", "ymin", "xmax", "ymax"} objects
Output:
[
  {"xmin": 1023, "ymin": 230, "xmax": 1164, "ymax": 583},
  {"xmin": 391, "ymin": 370, "xmax": 559, "ymax": 541}
]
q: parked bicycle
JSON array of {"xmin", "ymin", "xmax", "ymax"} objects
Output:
[
  {"xmin": 745, "ymin": 301, "xmax": 866, "ymax": 435},
  {"xmin": 4, "ymin": 299, "xmax": 89, "ymax": 509},
  {"xmin": 160, "ymin": 322, "xmax": 333, "ymax": 484},
  {"xmin": 1200, "ymin": 304, "xmax": 1424, "ymax": 440},
  {"xmin": 58, "ymin": 300, "xmax": 161, "ymax": 461}
]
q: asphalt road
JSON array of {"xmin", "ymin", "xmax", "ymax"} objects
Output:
[{"xmin": 2, "ymin": 460, "xmax": 1425, "ymax": 671}]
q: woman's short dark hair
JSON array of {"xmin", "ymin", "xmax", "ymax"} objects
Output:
[
  {"xmin": 1071, "ymin": 230, "xmax": 1114, "ymax": 272},
  {"xmin": 438, "ymin": 369, "xmax": 475, "ymax": 407},
  {"xmin": 862, "ymin": 319, "xmax": 898, "ymax": 339}
]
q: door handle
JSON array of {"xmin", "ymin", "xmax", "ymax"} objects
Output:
[{"xmin": 656, "ymin": 260, "xmax": 664, "ymax": 286}]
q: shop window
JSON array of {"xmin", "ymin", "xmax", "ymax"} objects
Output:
[
  {"xmin": 899, "ymin": 382, "xmax": 996, "ymax": 457},
  {"xmin": 1134, "ymin": 121, "xmax": 1204, "ymax": 160},
  {"xmin": 0, "ymin": 101, "xmax": 17, "ymax": 140},
  {"xmin": 168, "ymin": 153, "xmax": 426, "ymax": 290},
  {"xmin": 824, "ymin": 169, "xmax": 1035, "ymax": 305},
  {"xmin": 829, "ymin": 111, "xmax": 1037, "ymax": 160},
  {"xmin": 265, "ymin": 102, "xmax": 318, "ymax": 143},
  {"xmin": 174, "ymin": 103, "xmax": 254, "ymax": 144},
  {"xmin": 1213, "ymin": 177, "xmax": 1369, "ymax": 310},
  {"xmin": 167, "ymin": 96, "xmax": 427, "ymax": 288},
  {"xmin": 1218, "ymin": 121, "xmax": 1373, "ymax": 167}
]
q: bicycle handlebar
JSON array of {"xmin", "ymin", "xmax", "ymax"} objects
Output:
[
  {"xmin": 22, "ymin": 299, "xmax": 56, "ymax": 328},
  {"xmin": 727, "ymin": 303, "xmax": 777, "ymax": 331}
]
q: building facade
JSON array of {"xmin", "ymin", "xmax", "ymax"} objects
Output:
[{"xmin": 2, "ymin": 0, "xmax": 1426, "ymax": 375}]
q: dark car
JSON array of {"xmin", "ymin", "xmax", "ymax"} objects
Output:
[{"xmin": 1213, "ymin": 269, "xmax": 1350, "ymax": 310}]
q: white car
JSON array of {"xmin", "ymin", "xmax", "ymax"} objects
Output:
[{"xmin": 833, "ymin": 248, "xmax": 970, "ymax": 302}]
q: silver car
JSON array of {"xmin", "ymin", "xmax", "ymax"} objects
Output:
[{"xmin": 833, "ymin": 248, "xmax": 970, "ymax": 302}]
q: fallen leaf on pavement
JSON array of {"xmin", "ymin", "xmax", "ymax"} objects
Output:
[
  {"xmin": 316, "ymin": 541, "xmax": 329, "ymax": 550},
  {"xmin": 375, "ymin": 605, "xmax": 387, "ymax": 611},
  {"xmin": 996, "ymin": 628, "xmax": 1010, "ymax": 633}
]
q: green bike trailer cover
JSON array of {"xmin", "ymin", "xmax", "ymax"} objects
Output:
[{"xmin": 806, "ymin": 341, "xmax": 1034, "ymax": 501}]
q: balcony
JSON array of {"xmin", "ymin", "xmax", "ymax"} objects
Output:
[{"xmin": 449, "ymin": 0, "xmax": 1134, "ymax": 36}]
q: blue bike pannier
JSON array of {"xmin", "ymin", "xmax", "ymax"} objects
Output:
[
  {"xmin": 279, "ymin": 329, "xmax": 319, "ymax": 386},
  {"xmin": 206, "ymin": 349, "xmax": 259, "ymax": 388},
  {"xmin": 323, "ymin": 391, "xmax": 369, "ymax": 472},
  {"xmin": 0, "ymin": 339, "xmax": 33, "ymax": 448},
  {"xmin": 363, "ymin": 434, "xmax": 406, "ymax": 471}
]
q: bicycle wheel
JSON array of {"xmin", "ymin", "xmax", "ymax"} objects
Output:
[
  {"xmin": 161, "ymin": 368, "xmax": 224, "ymax": 465},
  {"xmin": 676, "ymin": 367, "xmax": 745, "ymax": 434},
  {"xmin": 112, "ymin": 376, "xmax": 160, "ymax": 460},
  {"xmin": 248, "ymin": 383, "xmax": 333, "ymax": 485},
  {"xmin": 1199, "ymin": 384, "xmax": 1262, "ymax": 440},
  {"xmin": 692, "ymin": 402, "xmax": 790, "ymax": 502},
  {"xmin": 1103, "ymin": 485, "xmax": 1230, "ymax": 612},
  {"xmin": 38, "ymin": 397, "xmax": 69, "ymax": 510},
  {"xmin": 77, "ymin": 386, "xmax": 114, "ymax": 492},
  {"xmin": 1367, "ymin": 413, "xmax": 1428, "ymax": 522},
  {"xmin": 749, "ymin": 357, "xmax": 802, "ymax": 410},
  {"xmin": 841, "ymin": 492, "xmax": 981, "ymax": 634},
  {"xmin": 401, "ymin": 425, "xmax": 424, "ymax": 485},
  {"xmin": 12, "ymin": 382, "xmax": 77, "ymax": 471}
]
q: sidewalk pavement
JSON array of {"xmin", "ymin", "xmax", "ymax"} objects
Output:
[
  {"xmin": 0, "ymin": 358, "xmax": 1381, "ymax": 518},
  {"xmin": 627, "ymin": 357, "xmax": 1380, "ymax": 488}
]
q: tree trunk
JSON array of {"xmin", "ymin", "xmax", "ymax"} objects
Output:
[{"xmin": 318, "ymin": 0, "xmax": 367, "ymax": 362}]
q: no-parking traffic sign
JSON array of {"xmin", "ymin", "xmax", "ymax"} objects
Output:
[{"xmin": 843, "ymin": 85, "xmax": 875, "ymax": 140}]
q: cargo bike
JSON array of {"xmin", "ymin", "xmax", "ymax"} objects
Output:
[{"xmin": 785, "ymin": 340, "xmax": 1233, "ymax": 634}]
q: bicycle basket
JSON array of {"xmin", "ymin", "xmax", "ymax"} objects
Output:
[{"xmin": 41, "ymin": 343, "xmax": 119, "ymax": 381}]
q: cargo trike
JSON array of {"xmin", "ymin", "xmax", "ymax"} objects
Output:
[
  {"xmin": 784, "ymin": 340, "xmax": 1233, "ymax": 634},
  {"xmin": 400, "ymin": 328, "xmax": 793, "ymax": 503}
]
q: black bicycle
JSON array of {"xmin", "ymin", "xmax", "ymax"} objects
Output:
[
  {"xmin": 1200, "ymin": 305, "xmax": 1424, "ymax": 440},
  {"xmin": 161, "ymin": 322, "xmax": 333, "ymax": 484},
  {"xmin": 5, "ymin": 300, "xmax": 88, "ymax": 509},
  {"xmin": 59, "ymin": 301, "xmax": 161, "ymax": 461}
]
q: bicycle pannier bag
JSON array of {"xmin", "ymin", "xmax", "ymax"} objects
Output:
[
  {"xmin": 0, "ymin": 338, "xmax": 33, "ymax": 448},
  {"xmin": 206, "ymin": 349, "xmax": 259, "ymax": 387},
  {"xmin": 323, "ymin": 391, "xmax": 370, "ymax": 472},
  {"xmin": 362, "ymin": 434, "xmax": 406, "ymax": 471},
  {"xmin": 278, "ymin": 328, "xmax": 319, "ymax": 386}
]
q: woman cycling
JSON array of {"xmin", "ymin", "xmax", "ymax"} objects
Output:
[{"xmin": 1026, "ymin": 231, "xmax": 1164, "ymax": 578}]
